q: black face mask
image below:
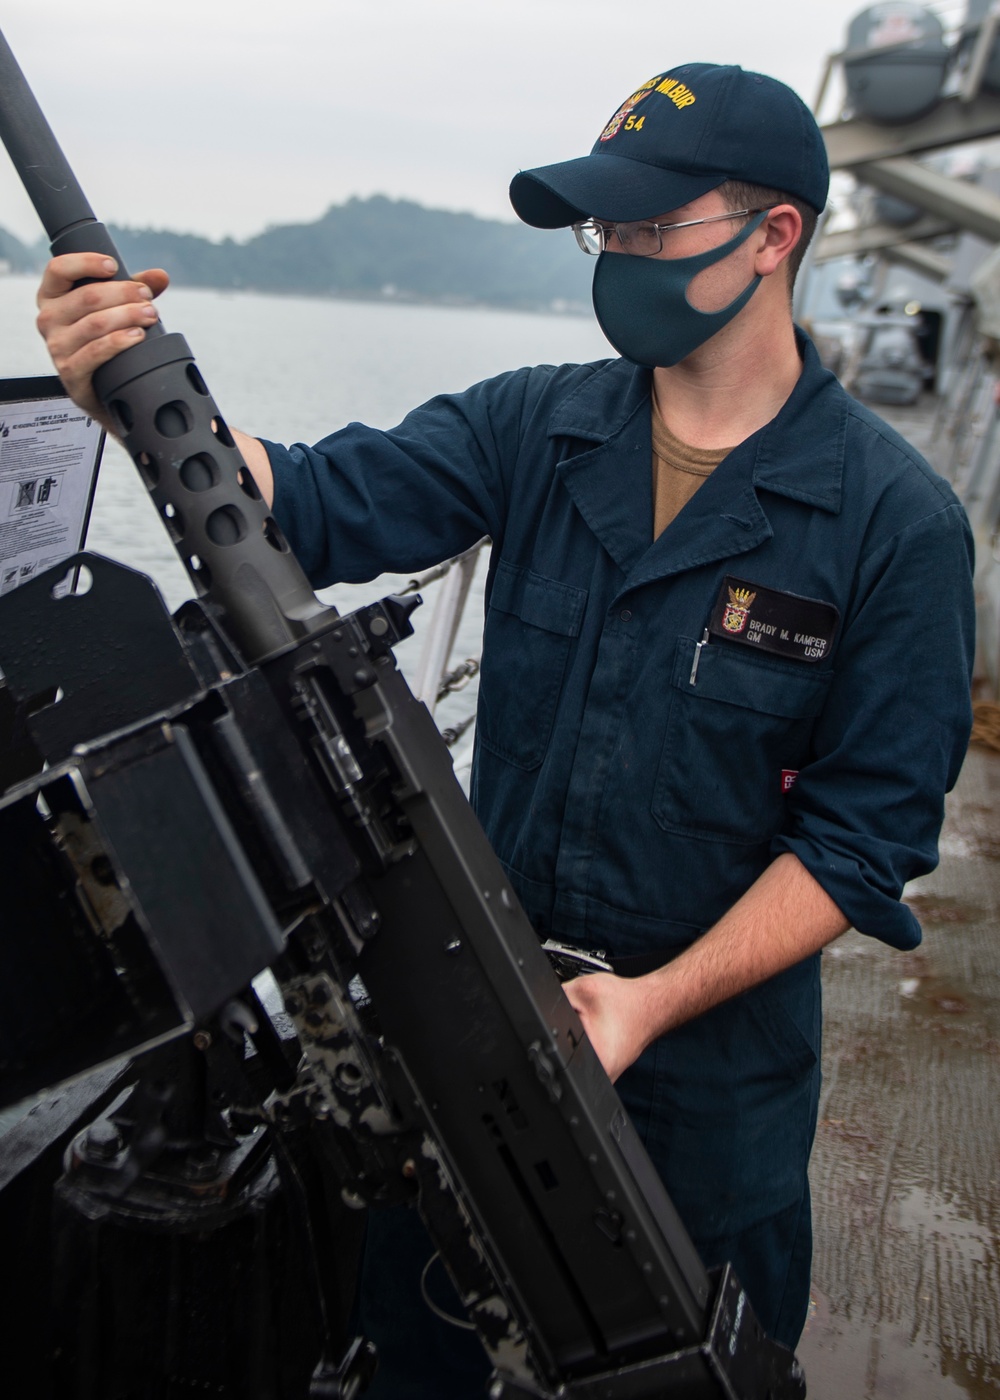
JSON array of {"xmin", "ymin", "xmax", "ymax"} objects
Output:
[{"xmin": 591, "ymin": 211, "xmax": 768, "ymax": 368}]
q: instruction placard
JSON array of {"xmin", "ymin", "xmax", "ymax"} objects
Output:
[{"xmin": 0, "ymin": 376, "xmax": 104, "ymax": 595}]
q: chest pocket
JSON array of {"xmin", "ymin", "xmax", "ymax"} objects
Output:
[
  {"xmin": 652, "ymin": 636, "xmax": 832, "ymax": 844},
  {"xmin": 477, "ymin": 560, "xmax": 587, "ymax": 771}
]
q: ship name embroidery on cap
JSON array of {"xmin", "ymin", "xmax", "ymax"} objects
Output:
[{"xmin": 599, "ymin": 74, "xmax": 699, "ymax": 142}]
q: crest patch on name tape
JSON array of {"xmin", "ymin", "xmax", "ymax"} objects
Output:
[{"xmin": 709, "ymin": 577, "xmax": 840, "ymax": 663}]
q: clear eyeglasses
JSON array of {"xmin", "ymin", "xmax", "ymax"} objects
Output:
[{"xmin": 571, "ymin": 208, "xmax": 769, "ymax": 257}]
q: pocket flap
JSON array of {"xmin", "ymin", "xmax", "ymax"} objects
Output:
[
  {"xmin": 672, "ymin": 636, "xmax": 831, "ymax": 718},
  {"xmin": 490, "ymin": 559, "xmax": 587, "ymax": 638}
]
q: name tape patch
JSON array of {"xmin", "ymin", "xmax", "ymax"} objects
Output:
[{"xmin": 709, "ymin": 576, "xmax": 840, "ymax": 663}]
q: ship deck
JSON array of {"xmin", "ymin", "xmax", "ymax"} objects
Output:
[{"xmin": 799, "ymin": 741, "xmax": 1000, "ymax": 1398}]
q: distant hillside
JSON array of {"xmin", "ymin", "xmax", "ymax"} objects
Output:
[
  {"xmin": 0, "ymin": 226, "xmax": 44, "ymax": 272},
  {"xmin": 0, "ymin": 196, "xmax": 592, "ymax": 312},
  {"xmin": 108, "ymin": 196, "xmax": 592, "ymax": 312}
]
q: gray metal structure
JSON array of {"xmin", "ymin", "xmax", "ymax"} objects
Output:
[{"xmin": 809, "ymin": 3, "xmax": 1000, "ymax": 698}]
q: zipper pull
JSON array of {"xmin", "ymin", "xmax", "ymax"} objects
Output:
[{"xmin": 689, "ymin": 628, "xmax": 710, "ymax": 686}]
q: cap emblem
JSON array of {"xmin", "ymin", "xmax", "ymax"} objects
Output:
[{"xmin": 599, "ymin": 78, "xmax": 657, "ymax": 142}]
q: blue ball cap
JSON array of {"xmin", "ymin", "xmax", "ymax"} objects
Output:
[{"xmin": 509, "ymin": 63, "xmax": 829, "ymax": 227}]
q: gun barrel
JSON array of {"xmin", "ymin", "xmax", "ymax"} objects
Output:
[
  {"xmin": 0, "ymin": 28, "xmax": 96, "ymax": 241},
  {"xmin": 0, "ymin": 26, "xmax": 147, "ymax": 290}
]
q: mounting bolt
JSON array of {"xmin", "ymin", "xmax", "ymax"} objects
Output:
[
  {"xmin": 192, "ymin": 1030, "xmax": 212, "ymax": 1051},
  {"xmin": 183, "ymin": 1150, "xmax": 220, "ymax": 1182},
  {"xmin": 402, "ymin": 1159, "xmax": 417, "ymax": 1179},
  {"xmin": 85, "ymin": 1119, "xmax": 123, "ymax": 1162}
]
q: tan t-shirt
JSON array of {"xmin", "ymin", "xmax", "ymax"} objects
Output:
[{"xmin": 651, "ymin": 407, "xmax": 733, "ymax": 539}]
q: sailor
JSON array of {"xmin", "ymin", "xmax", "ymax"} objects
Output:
[{"xmin": 36, "ymin": 62, "xmax": 974, "ymax": 1398}]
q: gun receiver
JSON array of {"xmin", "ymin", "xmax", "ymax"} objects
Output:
[{"xmin": 0, "ymin": 28, "xmax": 806, "ymax": 1400}]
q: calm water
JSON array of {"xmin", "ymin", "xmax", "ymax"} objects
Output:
[{"xmin": 0, "ymin": 275, "xmax": 611, "ymax": 748}]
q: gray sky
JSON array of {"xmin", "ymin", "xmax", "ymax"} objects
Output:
[{"xmin": 0, "ymin": 0, "xmax": 950, "ymax": 246}]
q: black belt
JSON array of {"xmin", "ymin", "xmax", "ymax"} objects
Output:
[
  {"xmin": 541, "ymin": 940, "xmax": 682, "ymax": 982},
  {"xmin": 608, "ymin": 949, "xmax": 682, "ymax": 978}
]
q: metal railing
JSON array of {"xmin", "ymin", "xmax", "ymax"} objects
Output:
[{"xmin": 402, "ymin": 538, "xmax": 489, "ymax": 746}]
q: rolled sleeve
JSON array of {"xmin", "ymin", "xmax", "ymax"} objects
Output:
[{"xmin": 772, "ymin": 503, "xmax": 975, "ymax": 948}]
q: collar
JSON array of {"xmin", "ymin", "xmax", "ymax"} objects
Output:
[
  {"xmin": 749, "ymin": 331, "xmax": 845, "ymax": 514},
  {"xmin": 548, "ymin": 330, "xmax": 846, "ymax": 516},
  {"xmin": 547, "ymin": 356, "xmax": 649, "ymax": 445}
]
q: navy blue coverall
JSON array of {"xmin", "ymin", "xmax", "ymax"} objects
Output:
[{"xmin": 263, "ymin": 333, "xmax": 974, "ymax": 1389}]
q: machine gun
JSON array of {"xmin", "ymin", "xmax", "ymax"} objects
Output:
[{"xmin": 0, "ymin": 30, "xmax": 806, "ymax": 1400}]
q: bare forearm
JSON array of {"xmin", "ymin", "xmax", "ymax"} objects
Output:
[
  {"xmin": 564, "ymin": 852, "xmax": 848, "ymax": 1081},
  {"xmin": 233, "ymin": 428, "xmax": 274, "ymax": 507},
  {"xmin": 637, "ymin": 852, "xmax": 848, "ymax": 1039}
]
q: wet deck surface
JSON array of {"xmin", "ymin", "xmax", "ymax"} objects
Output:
[{"xmin": 797, "ymin": 743, "xmax": 1000, "ymax": 1397}]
